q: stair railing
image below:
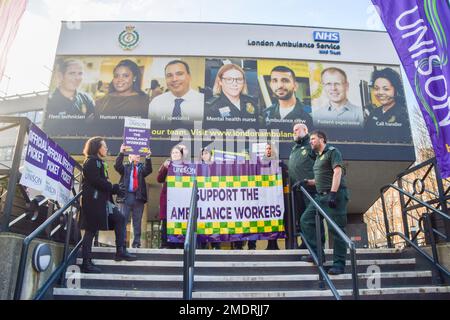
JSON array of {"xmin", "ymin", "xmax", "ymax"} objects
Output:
[
  {"xmin": 13, "ymin": 190, "xmax": 83, "ymax": 300},
  {"xmin": 183, "ymin": 179, "xmax": 199, "ymax": 300},
  {"xmin": 291, "ymin": 182, "xmax": 359, "ymax": 300},
  {"xmin": 381, "ymin": 183, "xmax": 450, "ymax": 284}
]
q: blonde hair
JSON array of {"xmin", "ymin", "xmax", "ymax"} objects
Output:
[{"xmin": 213, "ymin": 64, "xmax": 248, "ymax": 96}]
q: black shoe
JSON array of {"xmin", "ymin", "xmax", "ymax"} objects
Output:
[
  {"xmin": 132, "ymin": 243, "xmax": 141, "ymax": 249},
  {"xmin": 86, "ymin": 258, "xmax": 96, "ymax": 266},
  {"xmin": 115, "ymin": 247, "xmax": 137, "ymax": 261},
  {"xmin": 327, "ymin": 266, "xmax": 345, "ymax": 275},
  {"xmin": 81, "ymin": 260, "xmax": 102, "ymax": 273}
]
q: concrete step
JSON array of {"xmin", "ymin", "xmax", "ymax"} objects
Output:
[
  {"xmin": 88, "ymin": 247, "xmax": 410, "ymax": 262},
  {"xmin": 74, "ymin": 257, "xmax": 417, "ymax": 275},
  {"xmin": 53, "ymin": 285, "xmax": 450, "ymax": 300},
  {"xmin": 63, "ymin": 270, "xmax": 433, "ymax": 291}
]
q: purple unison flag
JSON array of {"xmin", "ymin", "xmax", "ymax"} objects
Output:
[
  {"xmin": 372, "ymin": 0, "xmax": 450, "ymax": 178},
  {"xmin": 43, "ymin": 138, "xmax": 63, "ymax": 200},
  {"xmin": 123, "ymin": 117, "xmax": 151, "ymax": 156},
  {"xmin": 19, "ymin": 124, "xmax": 48, "ymax": 191}
]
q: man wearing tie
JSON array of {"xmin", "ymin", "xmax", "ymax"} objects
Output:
[
  {"xmin": 148, "ymin": 60, "xmax": 204, "ymax": 121},
  {"xmin": 114, "ymin": 144, "xmax": 153, "ymax": 248}
]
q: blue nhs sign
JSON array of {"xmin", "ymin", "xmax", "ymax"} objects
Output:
[{"xmin": 313, "ymin": 31, "xmax": 340, "ymax": 43}]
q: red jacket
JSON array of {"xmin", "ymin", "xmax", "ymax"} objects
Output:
[{"xmin": 157, "ymin": 164, "xmax": 169, "ymax": 219}]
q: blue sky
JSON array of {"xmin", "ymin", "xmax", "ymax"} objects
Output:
[{"xmin": 1, "ymin": 0, "xmax": 383, "ymax": 96}]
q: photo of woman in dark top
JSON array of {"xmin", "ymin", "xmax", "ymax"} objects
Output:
[
  {"xmin": 95, "ymin": 59, "xmax": 149, "ymax": 118},
  {"xmin": 365, "ymin": 67, "xmax": 411, "ymax": 143},
  {"xmin": 205, "ymin": 63, "xmax": 258, "ymax": 122}
]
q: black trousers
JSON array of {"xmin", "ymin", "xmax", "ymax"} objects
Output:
[{"xmin": 82, "ymin": 210, "xmax": 126, "ymax": 260}]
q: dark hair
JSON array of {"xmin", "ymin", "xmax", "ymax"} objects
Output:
[
  {"xmin": 321, "ymin": 67, "xmax": 348, "ymax": 83},
  {"xmin": 270, "ymin": 66, "xmax": 296, "ymax": 81},
  {"xmin": 310, "ymin": 130, "xmax": 327, "ymax": 143},
  {"xmin": 150, "ymin": 79, "xmax": 160, "ymax": 90},
  {"xmin": 199, "ymin": 147, "xmax": 212, "ymax": 162},
  {"xmin": 109, "ymin": 59, "xmax": 145, "ymax": 95},
  {"xmin": 371, "ymin": 67, "xmax": 405, "ymax": 106},
  {"xmin": 165, "ymin": 60, "xmax": 191, "ymax": 75},
  {"xmin": 83, "ymin": 136, "xmax": 105, "ymax": 157}
]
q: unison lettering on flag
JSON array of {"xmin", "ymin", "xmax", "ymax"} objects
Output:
[
  {"xmin": 166, "ymin": 162, "xmax": 285, "ymax": 243},
  {"xmin": 372, "ymin": 0, "xmax": 450, "ymax": 178}
]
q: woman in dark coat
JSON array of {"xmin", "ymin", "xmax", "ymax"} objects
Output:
[{"xmin": 80, "ymin": 136, "xmax": 136, "ymax": 273}]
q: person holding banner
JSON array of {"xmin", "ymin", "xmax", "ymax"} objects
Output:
[
  {"xmin": 95, "ymin": 59, "xmax": 149, "ymax": 118},
  {"xmin": 261, "ymin": 142, "xmax": 287, "ymax": 250},
  {"xmin": 205, "ymin": 63, "xmax": 259, "ymax": 122},
  {"xmin": 198, "ymin": 147, "xmax": 221, "ymax": 250},
  {"xmin": 114, "ymin": 144, "xmax": 153, "ymax": 248},
  {"xmin": 80, "ymin": 137, "xmax": 137, "ymax": 273},
  {"xmin": 364, "ymin": 67, "xmax": 410, "ymax": 142},
  {"xmin": 157, "ymin": 144, "xmax": 186, "ymax": 249}
]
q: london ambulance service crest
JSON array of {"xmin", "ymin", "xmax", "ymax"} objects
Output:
[{"xmin": 118, "ymin": 25, "xmax": 140, "ymax": 50}]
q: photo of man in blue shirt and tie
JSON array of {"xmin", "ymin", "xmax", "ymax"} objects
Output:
[{"xmin": 148, "ymin": 60, "xmax": 204, "ymax": 122}]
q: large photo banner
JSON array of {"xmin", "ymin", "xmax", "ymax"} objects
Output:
[
  {"xmin": 372, "ymin": 0, "xmax": 450, "ymax": 178},
  {"xmin": 166, "ymin": 162, "xmax": 285, "ymax": 243},
  {"xmin": 42, "ymin": 55, "xmax": 413, "ymax": 160}
]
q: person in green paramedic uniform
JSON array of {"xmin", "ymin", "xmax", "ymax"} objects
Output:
[
  {"xmin": 300, "ymin": 130, "xmax": 349, "ymax": 275},
  {"xmin": 288, "ymin": 123, "xmax": 317, "ymax": 249}
]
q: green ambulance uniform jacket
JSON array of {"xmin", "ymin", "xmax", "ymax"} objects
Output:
[
  {"xmin": 288, "ymin": 134, "xmax": 316, "ymax": 188},
  {"xmin": 313, "ymin": 144, "xmax": 346, "ymax": 193}
]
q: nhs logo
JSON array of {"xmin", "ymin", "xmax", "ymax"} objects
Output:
[{"xmin": 313, "ymin": 31, "xmax": 340, "ymax": 43}]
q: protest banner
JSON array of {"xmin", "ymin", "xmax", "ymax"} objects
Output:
[
  {"xmin": 166, "ymin": 162, "xmax": 285, "ymax": 243},
  {"xmin": 123, "ymin": 117, "xmax": 151, "ymax": 155},
  {"xmin": 19, "ymin": 124, "xmax": 48, "ymax": 191}
]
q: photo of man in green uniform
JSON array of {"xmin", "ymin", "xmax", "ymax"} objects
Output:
[{"xmin": 300, "ymin": 130, "xmax": 349, "ymax": 275}]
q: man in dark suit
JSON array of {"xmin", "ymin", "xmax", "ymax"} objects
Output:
[{"xmin": 114, "ymin": 144, "xmax": 153, "ymax": 248}]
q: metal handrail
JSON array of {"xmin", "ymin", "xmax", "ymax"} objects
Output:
[
  {"xmin": 294, "ymin": 185, "xmax": 359, "ymax": 300},
  {"xmin": 388, "ymin": 231, "xmax": 450, "ymax": 281},
  {"xmin": 183, "ymin": 179, "xmax": 199, "ymax": 300},
  {"xmin": 398, "ymin": 157, "xmax": 436, "ymax": 177},
  {"xmin": 13, "ymin": 191, "xmax": 82, "ymax": 300},
  {"xmin": 381, "ymin": 184, "xmax": 450, "ymax": 227},
  {"xmin": 381, "ymin": 183, "xmax": 450, "ymax": 284}
]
